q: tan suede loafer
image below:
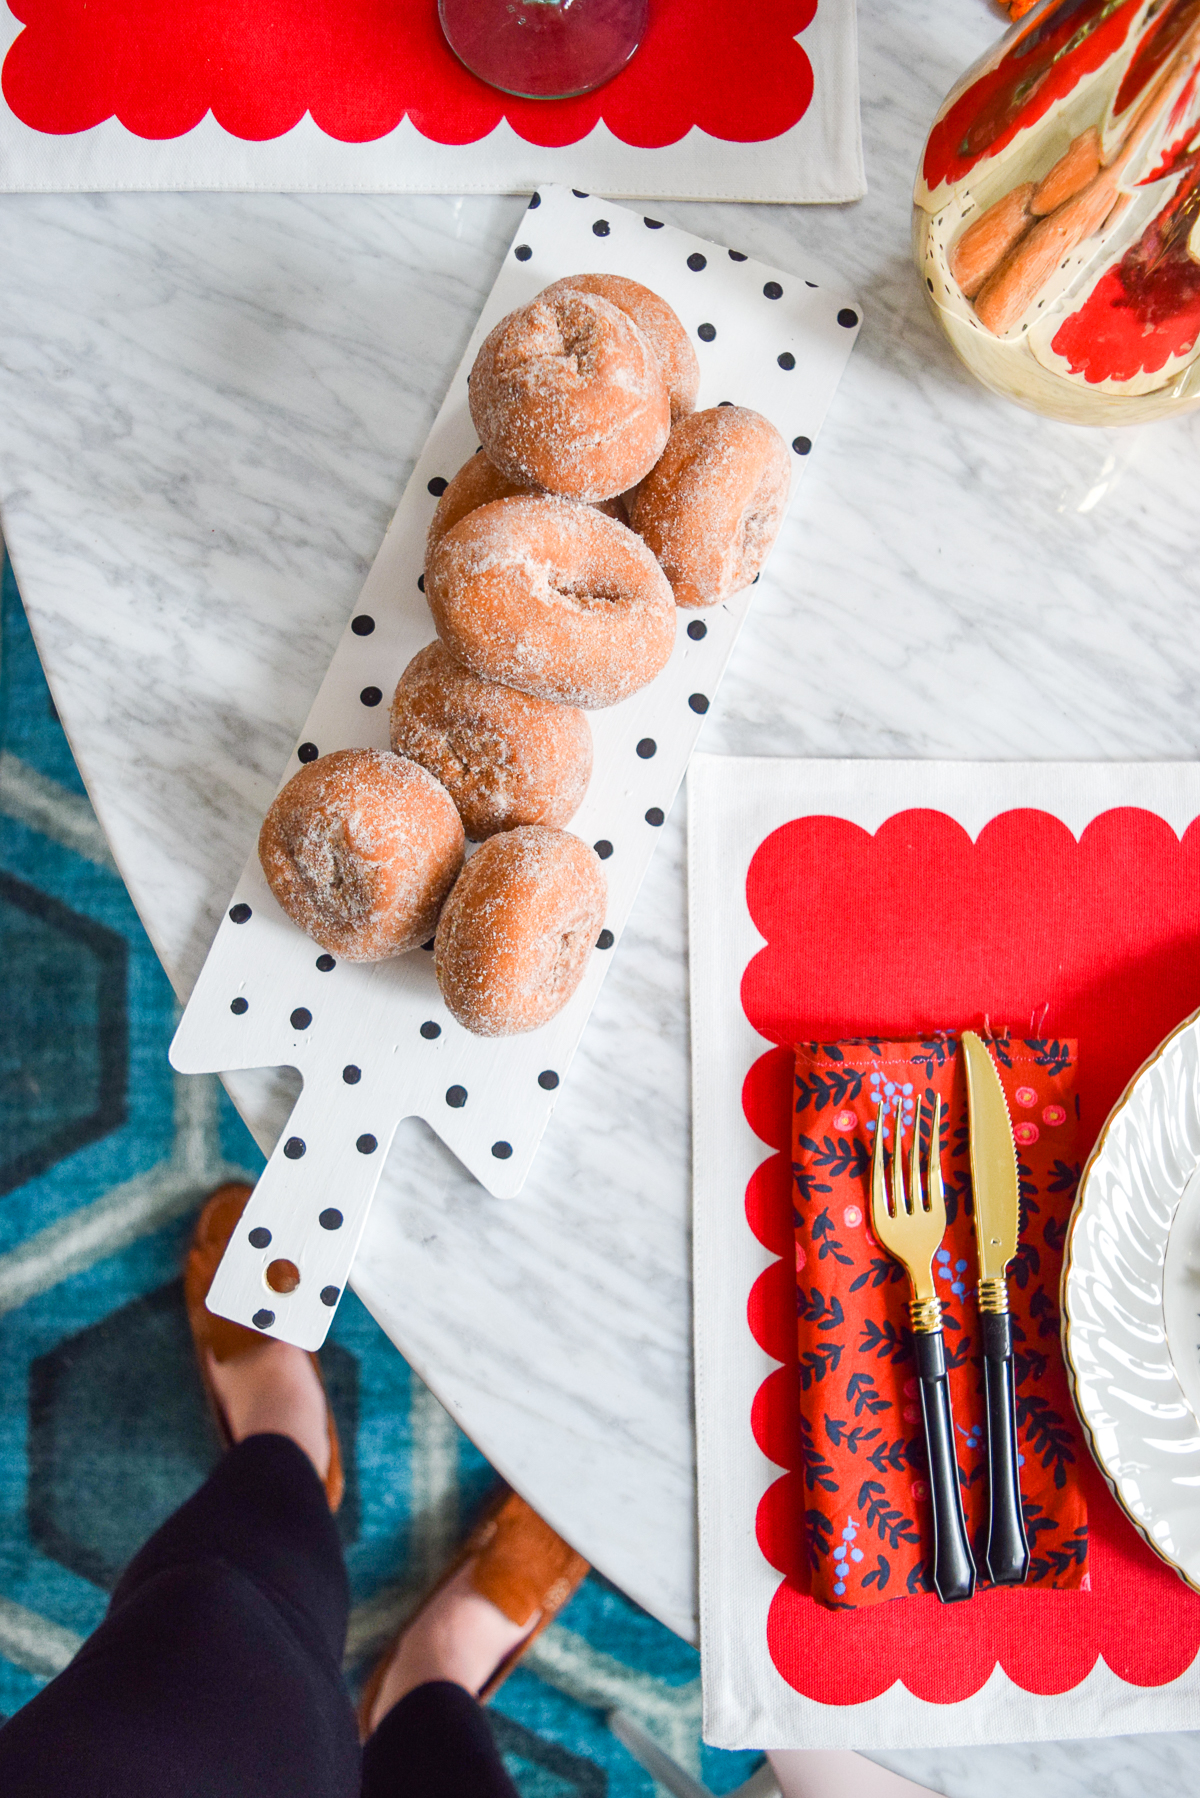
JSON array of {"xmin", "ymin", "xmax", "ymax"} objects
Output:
[
  {"xmin": 184, "ymin": 1181, "xmax": 344, "ymax": 1512},
  {"xmin": 358, "ymin": 1488, "xmax": 589, "ymax": 1735}
]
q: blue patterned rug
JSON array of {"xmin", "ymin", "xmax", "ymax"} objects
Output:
[{"xmin": 0, "ymin": 554, "xmax": 763, "ymax": 1796}]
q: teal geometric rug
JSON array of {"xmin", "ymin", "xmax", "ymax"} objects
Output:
[{"xmin": 0, "ymin": 553, "xmax": 764, "ymax": 1795}]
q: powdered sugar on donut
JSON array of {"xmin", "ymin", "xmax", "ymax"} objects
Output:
[
  {"xmin": 427, "ymin": 494, "xmax": 675, "ymax": 709},
  {"xmin": 469, "ymin": 290, "xmax": 670, "ymax": 503},
  {"xmin": 258, "ymin": 747, "xmax": 464, "ymax": 961},
  {"xmin": 540, "ymin": 274, "xmax": 699, "ymax": 426},
  {"xmin": 390, "ymin": 640, "xmax": 592, "ymax": 841},
  {"xmin": 628, "ymin": 406, "xmax": 791, "ymax": 609},
  {"xmin": 434, "ymin": 825, "xmax": 607, "ymax": 1037}
]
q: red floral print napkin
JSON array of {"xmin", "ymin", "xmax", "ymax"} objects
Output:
[{"xmin": 791, "ymin": 1034, "xmax": 1088, "ymax": 1610}]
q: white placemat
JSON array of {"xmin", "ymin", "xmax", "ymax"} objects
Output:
[
  {"xmin": 0, "ymin": 0, "xmax": 863, "ymax": 201},
  {"xmin": 688, "ymin": 754, "xmax": 1200, "ymax": 1750}
]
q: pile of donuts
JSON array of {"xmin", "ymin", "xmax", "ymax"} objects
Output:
[{"xmin": 259, "ymin": 271, "xmax": 790, "ymax": 1038}]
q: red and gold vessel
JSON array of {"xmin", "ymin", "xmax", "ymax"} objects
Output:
[{"xmin": 915, "ymin": 0, "xmax": 1200, "ymax": 422}]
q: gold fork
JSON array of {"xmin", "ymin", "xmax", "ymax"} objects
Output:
[{"xmin": 870, "ymin": 1093, "xmax": 976, "ymax": 1604}]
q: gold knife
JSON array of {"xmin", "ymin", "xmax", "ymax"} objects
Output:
[{"xmin": 961, "ymin": 1030, "xmax": 1030, "ymax": 1587}]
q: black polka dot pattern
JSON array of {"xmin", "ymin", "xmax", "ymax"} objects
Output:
[
  {"xmin": 319, "ymin": 1208, "xmax": 343, "ymax": 1230},
  {"xmin": 718, "ymin": 399, "xmax": 734, "ymax": 407},
  {"xmin": 644, "ymin": 216, "xmax": 663, "ymax": 229},
  {"xmin": 208, "ymin": 239, "xmax": 854, "ymax": 1197},
  {"xmin": 253, "ymin": 1309, "xmax": 275, "ymax": 1330},
  {"xmin": 230, "ymin": 997, "xmax": 248, "ymax": 1015},
  {"xmin": 249, "ymin": 1227, "xmax": 271, "ymax": 1248},
  {"xmin": 572, "ymin": 188, "xmax": 589, "ymax": 198},
  {"xmin": 320, "ymin": 1286, "xmax": 340, "ymax": 1307},
  {"xmin": 592, "ymin": 219, "xmax": 610, "ymax": 237}
]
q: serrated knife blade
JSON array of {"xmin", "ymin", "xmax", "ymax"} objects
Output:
[{"xmin": 961, "ymin": 1030, "xmax": 1020, "ymax": 1279}]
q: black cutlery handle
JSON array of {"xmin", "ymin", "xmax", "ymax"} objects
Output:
[
  {"xmin": 915, "ymin": 1331, "xmax": 976, "ymax": 1604},
  {"xmin": 981, "ymin": 1310, "xmax": 1030, "ymax": 1586}
]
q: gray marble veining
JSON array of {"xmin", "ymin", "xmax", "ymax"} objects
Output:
[{"xmin": 1, "ymin": 0, "xmax": 1199, "ymax": 1788}]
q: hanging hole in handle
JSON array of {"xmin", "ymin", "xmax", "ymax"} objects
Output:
[{"xmin": 265, "ymin": 1258, "xmax": 301, "ymax": 1295}]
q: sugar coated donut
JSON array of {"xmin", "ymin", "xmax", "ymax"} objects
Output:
[
  {"xmin": 468, "ymin": 288, "xmax": 670, "ymax": 502},
  {"xmin": 434, "ymin": 826, "xmax": 606, "ymax": 1036},
  {"xmin": 628, "ymin": 406, "xmax": 791, "ymax": 608},
  {"xmin": 390, "ymin": 641, "xmax": 593, "ymax": 841},
  {"xmin": 427, "ymin": 450, "xmax": 624, "ymax": 562},
  {"xmin": 259, "ymin": 747, "xmax": 464, "ymax": 961},
  {"xmin": 427, "ymin": 494, "xmax": 676, "ymax": 709},
  {"xmin": 541, "ymin": 274, "xmax": 699, "ymax": 425},
  {"xmin": 427, "ymin": 453, "xmax": 532, "ymax": 559}
]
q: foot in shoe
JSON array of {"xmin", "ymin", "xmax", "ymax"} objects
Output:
[
  {"xmin": 367, "ymin": 1562, "xmax": 538, "ymax": 1732},
  {"xmin": 206, "ymin": 1340, "xmax": 331, "ymax": 1483}
]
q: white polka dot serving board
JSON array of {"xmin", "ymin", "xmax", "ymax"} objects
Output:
[{"xmin": 169, "ymin": 182, "xmax": 862, "ymax": 1350}]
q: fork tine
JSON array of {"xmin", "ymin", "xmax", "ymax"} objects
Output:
[
  {"xmin": 870, "ymin": 1098, "xmax": 889, "ymax": 1230},
  {"xmin": 909, "ymin": 1093, "xmax": 924, "ymax": 1212},
  {"xmin": 928, "ymin": 1093, "xmax": 944, "ymax": 1219},
  {"xmin": 891, "ymin": 1098, "xmax": 908, "ymax": 1216}
]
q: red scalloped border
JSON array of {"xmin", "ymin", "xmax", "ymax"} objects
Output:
[
  {"xmin": 1, "ymin": 0, "xmax": 816, "ymax": 148},
  {"xmin": 738, "ymin": 806, "xmax": 1200, "ymax": 1704}
]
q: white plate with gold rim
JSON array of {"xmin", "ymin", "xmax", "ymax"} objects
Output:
[{"xmin": 1063, "ymin": 1006, "xmax": 1200, "ymax": 1589}]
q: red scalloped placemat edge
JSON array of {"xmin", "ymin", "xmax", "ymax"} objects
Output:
[
  {"xmin": 735, "ymin": 807, "xmax": 1200, "ymax": 1705},
  {"xmin": 0, "ymin": 0, "xmax": 816, "ymax": 149}
]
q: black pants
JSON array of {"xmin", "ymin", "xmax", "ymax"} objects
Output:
[{"xmin": 0, "ymin": 1433, "xmax": 520, "ymax": 1798}]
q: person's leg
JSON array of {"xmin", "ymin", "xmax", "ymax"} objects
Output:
[
  {"xmin": 363, "ymin": 1680, "xmax": 519, "ymax": 1798},
  {"xmin": 360, "ymin": 1487, "xmax": 591, "ymax": 1798},
  {"xmin": 360, "ymin": 1562, "xmax": 528, "ymax": 1798},
  {"xmin": 0, "ymin": 1340, "xmax": 360, "ymax": 1798}
]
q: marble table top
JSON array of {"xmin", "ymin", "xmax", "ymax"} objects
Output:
[{"xmin": 2, "ymin": 0, "xmax": 1200, "ymax": 1788}]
